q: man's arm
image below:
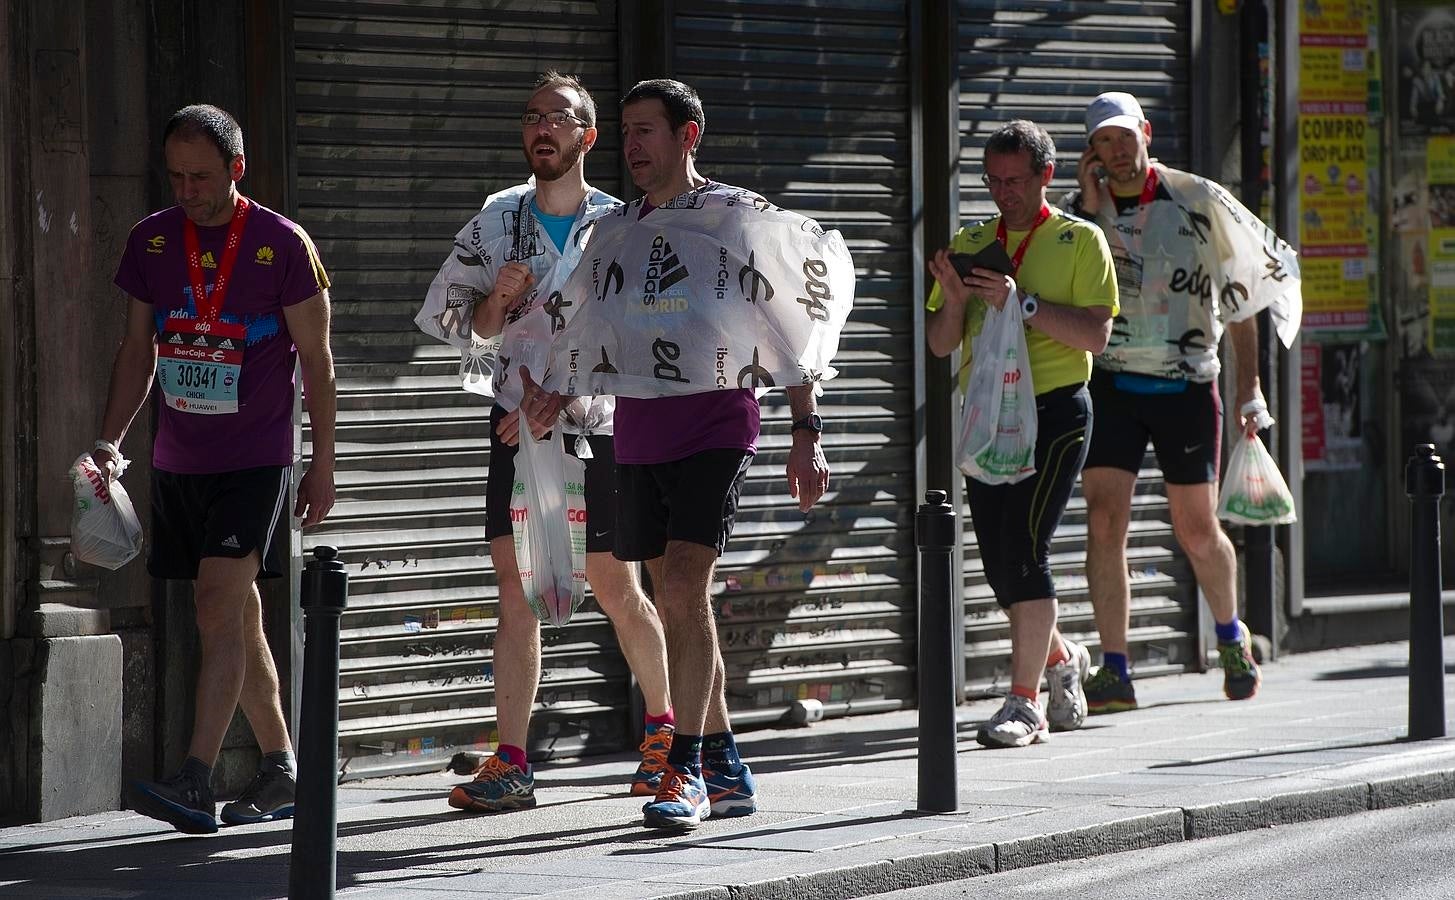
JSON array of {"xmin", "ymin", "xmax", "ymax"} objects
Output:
[
  {"xmin": 91, "ymin": 297, "xmax": 159, "ymax": 472},
  {"xmin": 1024, "ymin": 299, "xmax": 1114, "ymax": 354},
  {"xmin": 471, "ymin": 261, "xmax": 534, "ymax": 339},
  {"xmin": 925, "ymin": 248, "xmax": 971, "ymax": 358},
  {"xmin": 284, "ymin": 291, "xmax": 338, "ymax": 526},
  {"xmin": 1226, "ymin": 316, "xmax": 1267, "ymax": 434},
  {"xmin": 785, "ymin": 384, "xmax": 829, "ymax": 513}
]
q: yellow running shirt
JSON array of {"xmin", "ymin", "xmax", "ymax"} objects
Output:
[{"xmin": 926, "ymin": 210, "xmax": 1118, "ymax": 394}]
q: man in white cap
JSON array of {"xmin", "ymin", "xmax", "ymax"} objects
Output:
[{"xmin": 1063, "ymin": 91, "xmax": 1301, "ymax": 714}]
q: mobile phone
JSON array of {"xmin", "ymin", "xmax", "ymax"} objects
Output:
[{"xmin": 949, "ymin": 241, "xmax": 1014, "ymax": 279}]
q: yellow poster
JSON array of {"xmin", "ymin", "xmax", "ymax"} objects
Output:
[
  {"xmin": 1299, "ymin": 114, "xmax": 1370, "ymax": 247},
  {"xmin": 1299, "ymin": 0, "xmax": 1368, "ymax": 36},
  {"xmin": 1297, "ymin": 44, "xmax": 1367, "ymax": 104}
]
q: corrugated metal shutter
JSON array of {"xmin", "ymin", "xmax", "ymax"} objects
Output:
[
  {"xmin": 292, "ymin": 1, "xmax": 627, "ymax": 778},
  {"xmin": 673, "ymin": 1, "xmax": 918, "ymax": 725},
  {"xmin": 957, "ymin": 1, "xmax": 1199, "ymax": 691}
]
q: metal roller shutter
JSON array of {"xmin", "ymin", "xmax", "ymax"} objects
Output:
[
  {"xmin": 673, "ymin": 1, "xmax": 918, "ymax": 725},
  {"xmin": 293, "ymin": 1, "xmax": 627, "ymax": 778},
  {"xmin": 956, "ymin": 1, "xmax": 1199, "ymax": 691}
]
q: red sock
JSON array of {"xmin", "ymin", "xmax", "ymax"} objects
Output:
[
  {"xmin": 1046, "ymin": 638, "xmax": 1069, "ymax": 668},
  {"xmin": 496, "ymin": 744, "xmax": 528, "ymax": 772},
  {"xmin": 1010, "ymin": 684, "xmax": 1039, "ymax": 702},
  {"xmin": 645, "ymin": 708, "xmax": 675, "ymax": 729}
]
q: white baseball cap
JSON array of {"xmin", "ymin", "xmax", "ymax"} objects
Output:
[{"xmin": 1086, "ymin": 92, "xmax": 1146, "ymax": 138}]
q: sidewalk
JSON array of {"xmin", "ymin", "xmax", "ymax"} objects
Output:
[{"xmin": 4, "ymin": 639, "xmax": 1454, "ymax": 900}]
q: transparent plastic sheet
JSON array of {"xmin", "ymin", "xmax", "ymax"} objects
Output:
[
  {"xmin": 1217, "ymin": 433, "xmax": 1297, "ymax": 525},
  {"xmin": 68, "ymin": 452, "xmax": 143, "ymax": 570},
  {"xmin": 955, "ymin": 302, "xmax": 1038, "ymax": 484},
  {"xmin": 509, "ymin": 430, "xmax": 587, "ymax": 626}
]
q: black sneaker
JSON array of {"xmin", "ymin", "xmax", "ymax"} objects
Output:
[
  {"xmin": 127, "ymin": 771, "xmax": 217, "ymax": 835},
  {"xmin": 1218, "ymin": 621, "xmax": 1262, "ymax": 701},
  {"xmin": 220, "ymin": 763, "xmax": 296, "ymax": 825},
  {"xmin": 1085, "ymin": 666, "xmax": 1138, "ymax": 714}
]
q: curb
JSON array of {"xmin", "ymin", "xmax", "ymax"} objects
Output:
[{"xmin": 650, "ymin": 767, "xmax": 1455, "ymax": 900}]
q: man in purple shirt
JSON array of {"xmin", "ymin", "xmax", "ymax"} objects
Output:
[
  {"xmin": 94, "ymin": 104, "xmax": 335, "ymax": 834},
  {"xmin": 521, "ymin": 80, "xmax": 831, "ymax": 830}
]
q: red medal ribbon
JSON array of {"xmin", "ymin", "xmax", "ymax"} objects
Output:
[
  {"xmin": 182, "ymin": 195, "xmax": 251, "ymax": 322},
  {"xmin": 1139, "ymin": 166, "xmax": 1160, "ymax": 206},
  {"xmin": 995, "ymin": 203, "xmax": 1052, "ymax": 275}
]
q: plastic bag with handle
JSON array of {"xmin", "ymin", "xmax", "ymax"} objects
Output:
[
  {"xmin": 509, "ymin": 429, "xmax": 587, "ymax": 626},
  {"xmin": 955, "ymin": 301, "xmax": 1038, "ymax": 484},
  {"xmin": 1217, "ymin": 432, "xmax": 1297, "ymax": 525},
  {"xmin": 68, "ymin": 451, "xmax": 143, "ymax": 570}
]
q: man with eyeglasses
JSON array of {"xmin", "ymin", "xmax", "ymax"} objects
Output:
[
  {"xmin": 417, "ymin": 71, "xmax": 675, "ymax": 813},
  {"xmin": 926, "ymin": 119, "xmax": 1118, "ymax": 748},
  {"xmin": 1064, "ymin": 92, "xmax": 1300, "ymax": 715}
]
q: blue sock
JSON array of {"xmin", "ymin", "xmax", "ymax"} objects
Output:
[
  {"xmin": 1215, "ymin": 617, "xmax": 1242, "ymax": 645},
  {"xmin": 702, "ymin": 731, "xmax": 741, "ymax": 773},
  {"xmin": 1102, "ymin": 652, "xmax": 1131, "ymax": 683},
  {"xmin": 666, "ymin": 733, "xmax": 703, "ymax": 777}
]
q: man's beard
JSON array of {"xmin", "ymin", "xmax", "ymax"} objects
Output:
[{"xmin": 525, "ymin": 135, "xmax": 585, "ymax": 182}]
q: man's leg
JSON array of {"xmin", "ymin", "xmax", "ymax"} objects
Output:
[
  {"xmin": 588, "ymin": 553, "xmax": 675, "ymax": 795},
  {"xmin": 1166, "ymin": 482, "xmax": 1261, "ymax": 700},
  {"xmin": 219, "ymin": 581, "xmax": 300, "ymax": 825},
  {"xmin": 448, "ymin": 535, "xmax": 539, "ymax": 812},
  {"xmin": 978, "ymin": 597, "xmax": 1058, "ymax": 748},
  {"xmin": 127, "ymin": 552, "xmax": 260, "ymax": 834}
]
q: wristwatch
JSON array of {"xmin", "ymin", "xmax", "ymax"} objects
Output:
[
  {"xmin": 791, "ymin": 413, "xmax": 824, "ymax": 435},
  {"xmin": 1020, "ymin": 292, "xmax": 1039, "ymax": 320}
]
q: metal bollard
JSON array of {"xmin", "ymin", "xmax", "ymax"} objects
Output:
[
  {"xmin": 1406, "ymin": 445, "xmax": 1447, "ymax": 741},
  {"xmin": 915, "ymin": 489, "xmax": 959, "ymax": 813},
  {"xmin": 289, "ymin": 546, "xmax": 349, "ymax": 900}
]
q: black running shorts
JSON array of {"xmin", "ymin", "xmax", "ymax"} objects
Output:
[
  {"xmin": 148, "ymin": 465, "xmax": 291, "ymax": 581},
  {"xmin": 1082, "ymin": 368, "xmax": 1222, "ymax": 485},
  {"xmin": 614, "ymin": 449, "xmax": 754, "ymax": 561}
]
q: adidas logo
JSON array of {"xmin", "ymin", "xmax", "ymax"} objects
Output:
[
  {"xmin": 219, "ymin": 338, "xmax": 235, "ymax": 350},
  {"xmin": 643, "ymin": 234, "xmax": 689, "ymax": 307},
  {"xmin": 1058, "ymin": 231, "xmax": 1075, "ymax": 243},
  {"xmin": 220, "ymin": 534, "xmax": 241, "ymax": 549},
  {"xmin": 192, "ymin": 335, "xmax": 209, "ymax": 346},
  {"xmin": 168, "ymin": 333, "xmax": 184, "ymax": 344}
]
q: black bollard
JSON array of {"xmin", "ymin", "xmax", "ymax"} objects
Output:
[
  {"xmin": 915, "ymin": 489, "xmax": 959, "ymax": 813},
  {"xmin": 289, "ymin": 546, "xmax": 349, "ymax": 900},
  {"xmin": 1406, "ymin": 445, "xmax": 1447, "ymax": 741}
]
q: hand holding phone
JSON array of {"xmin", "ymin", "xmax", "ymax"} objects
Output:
[{"xmin": 948, "ymin": 241, "xmax": 1015, "ymax": 280}]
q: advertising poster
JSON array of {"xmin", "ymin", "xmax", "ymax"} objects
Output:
[
  {"xmin": 1431, "ymin": 136, "xmax": 1455, "ymax": 349},
  {"xmin": 1298, "ymin": 0, "xmax": 1374, "ymax": 330},
  {"xmin": 1396, "ymin": 6, "xmax": 1455, "ymax": 136},
  {"xmin": 1303, "ymin": 341, "xmax": 1364, "ymax": 472}
]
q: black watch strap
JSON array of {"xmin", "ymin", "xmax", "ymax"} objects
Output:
[{"xmin": 791, "ymin": 413, "xmax": 824, "ymax": 434}]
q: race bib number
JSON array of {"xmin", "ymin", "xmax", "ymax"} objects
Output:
[{"xmin": 157, "ymin": 317, "xmax": 246, "ymax": 414}]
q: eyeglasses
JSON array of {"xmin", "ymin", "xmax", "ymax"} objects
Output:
[
  {"xmin": 521, "ymin": 110, "xmax": 587, "ymax": 128},
  {"xmin": 981, "ymin": 174, "xmax": 1037, "ymax": 190}
]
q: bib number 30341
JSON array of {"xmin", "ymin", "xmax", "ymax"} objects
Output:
[{"xmin": 157, "ymin": 318, "xmax": 246, "ymax": 414}]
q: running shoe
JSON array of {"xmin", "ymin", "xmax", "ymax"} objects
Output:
[
  {"xmin": 127, "ymin": 771, "xmax": 217, "ymax": 835},
  {"xmin": 220, "ymin": 762, "xmax": 296, "ymax": 825},
  {"xmin": 976, "ymin": 695, "xmax": 1049, "ymax": 749},
  {"xmin": 630, "ymin": 723, "xmax": 674, "ymax": 797},
  {"xmin": 447, "ymin": 753, "xmax": 536, "ymax": 812},
  {"xmin": 1219, "ymin": 620, "xmax": 1262, "ymax": 701},
  {"xmin": 643, "ymin": 766, "xmax": 710, "ymax": 830},
  {"xmin": 1045, "ymin": 638, "xmax": 1091, "ymax": 732},
  {"xmin": 703, "ymin": 761, "xmax": 757, "ymax": 817},
  {"xmin": 1085, "ymin": 666, "xmax": 1139, "ymax": 714}
]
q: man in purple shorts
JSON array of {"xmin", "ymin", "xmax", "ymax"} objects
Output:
[{"xmin": 93, "ymin": 104, "xmax": 335, "ymax": 834}]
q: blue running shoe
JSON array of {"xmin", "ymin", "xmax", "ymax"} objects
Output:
[
  {"xmin": 127, "ymin": 772, "xmax": 217, "ymax": 835},
  {"xmin": 448, "ymin": 753, "xmax": 536, "ymax": 812},
  {"xmin": 220, "ymin": 763, "xmax": 296, "ymax": 825},
  {"xmin": 643, "ymin": 766, "xmax": 710, "ymax": 830},
  {"xmin": 703, "ymin": 762, "xmax": 757, "ymax": 817}
]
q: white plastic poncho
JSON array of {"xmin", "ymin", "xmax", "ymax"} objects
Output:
[
  {"xmin": 416, "ymin": 183, "xmax": 620, "ymax": 433},
  {"xmin": 541, "ymin": 182, "xmax": 854, "ymax": 399},
  {"xmin": 1073, "ymin": 162, "xmax": 1301, "ymax": 381}
]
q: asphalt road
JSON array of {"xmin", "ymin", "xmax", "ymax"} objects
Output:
[{"xmin": 866, "ymin": 800, "xmax": 1455, "ymax": 899}]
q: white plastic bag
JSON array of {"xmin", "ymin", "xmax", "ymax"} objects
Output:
[
  {"xmin": 68, "ymin": 452, "xmax": 143, "ymax": 570},
  {"xmin": 509, "ymin": 430, "xmax": 587, "ymax": 626},
  {"xmin": 955, "ymin": 302, "xmax": 1038, "ymax": 484},
  {"xmin": 1217, "ymin": 433, "xmax": 1297, "ymax": 525}
]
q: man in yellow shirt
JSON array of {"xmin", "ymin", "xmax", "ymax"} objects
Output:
[{"xmin": 927, "ymin": 120, "xmax": 1118, "ymax": 747}]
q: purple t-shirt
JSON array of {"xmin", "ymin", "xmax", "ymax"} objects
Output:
[
  {"xmin": 613, "ymin": 391, "xmax": 761, "ymax": 464},
  {"xmin": 114, "ymin": 200, "xmax": 330, "ymax": 474}
]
